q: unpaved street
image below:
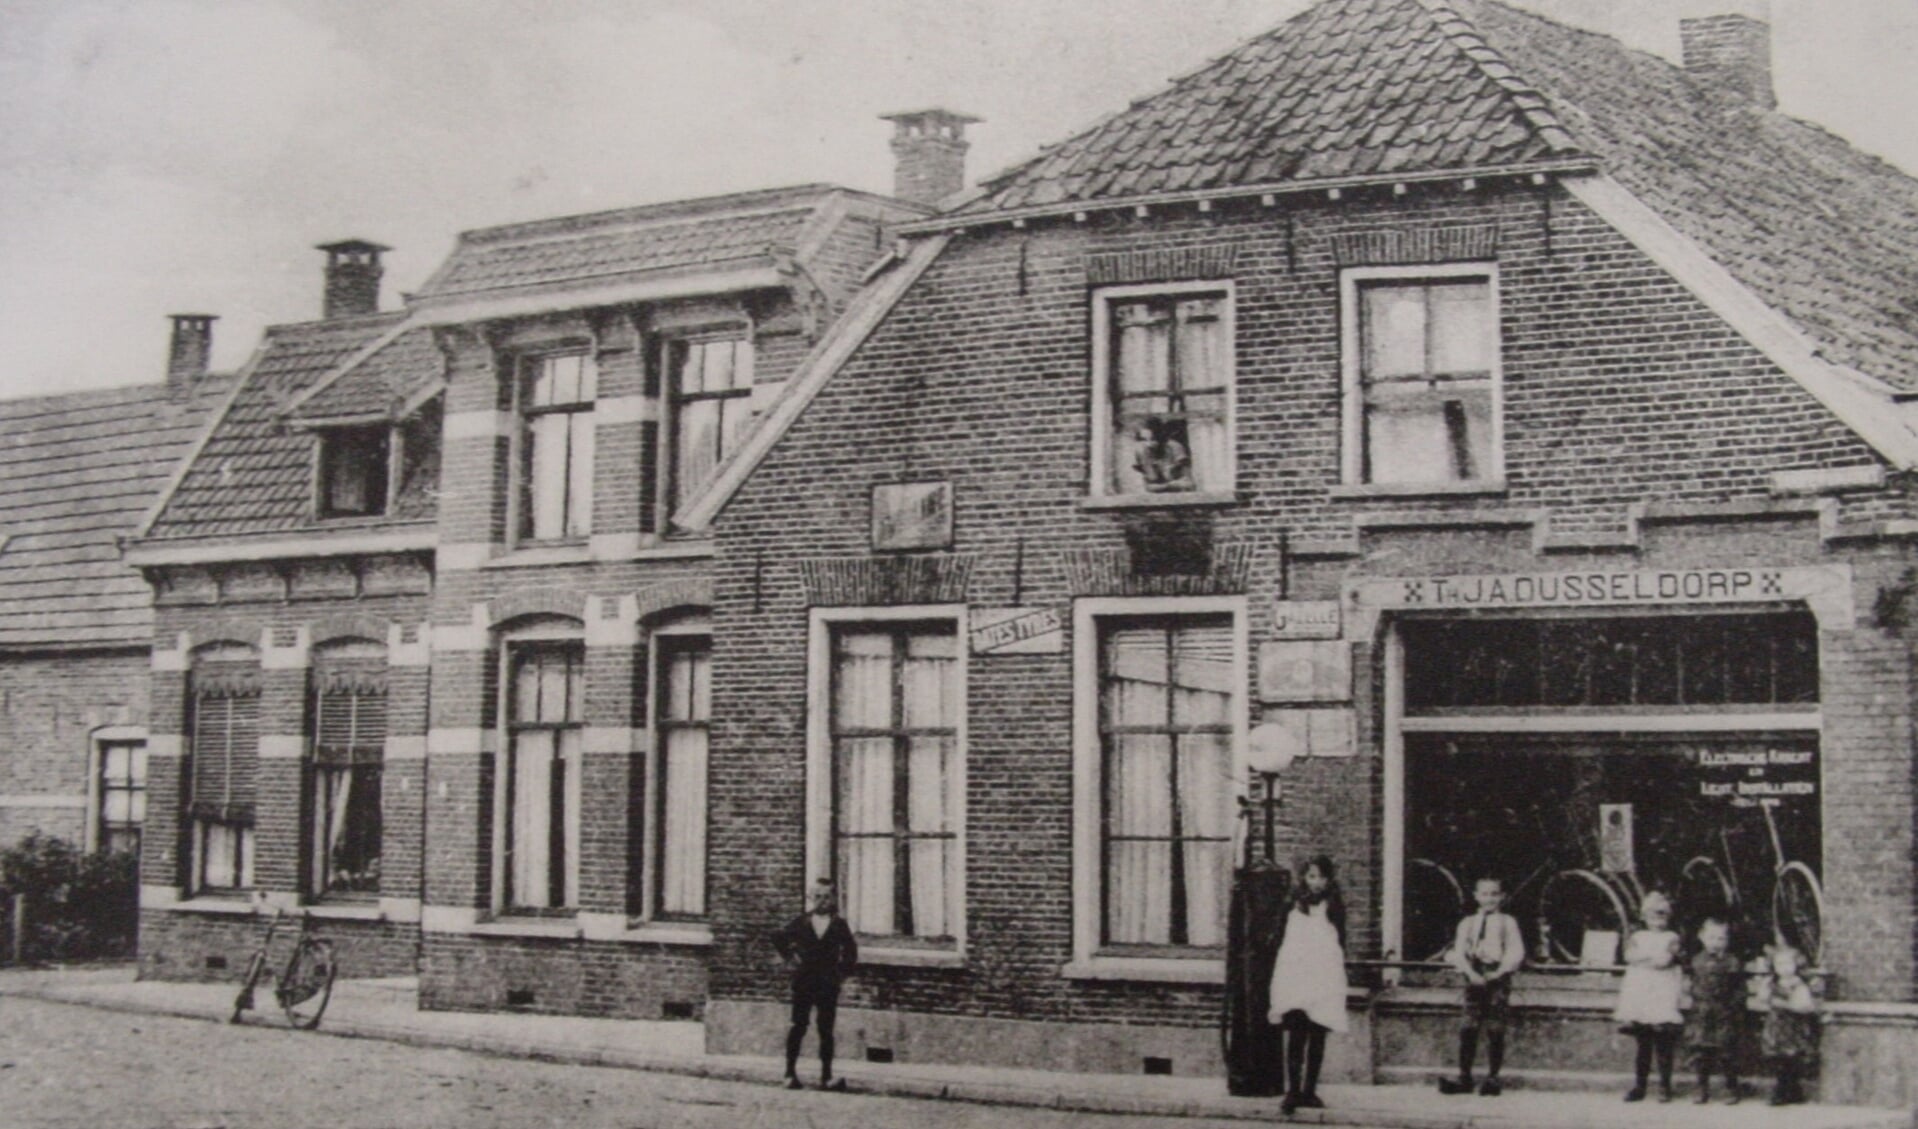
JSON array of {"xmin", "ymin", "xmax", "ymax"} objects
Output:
[{"xmin": 0, "ymin": 997, "xmax": 1294, "ymax": 1129}]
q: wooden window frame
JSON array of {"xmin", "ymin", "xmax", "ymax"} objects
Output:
[
  {"xmin": 314, "ymin": 424, "xmax": 398, "ymax": 520},
  {"xmin": 659, "ymin": 331, "xmax": 754, "ymax": 527},
  {"xmin": 644, "ymin": 616, "xmax": 713, "ymax": 921},
  {"xmin": 493, "ymin": 630, "xmax": 586, "ymax": 914},
  {"xmin": 511, "ymin": 349, "xmax": 597, "ymax": 545},
  {"xmin": 1088, "ymin": 280, "xmax": 1237, "ymax": 504}
]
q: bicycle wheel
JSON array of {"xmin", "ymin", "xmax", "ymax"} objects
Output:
[
  {"xmin": 1538, "ymin": 868, "xmax": 1630, "ymax": 965},
  {"xmin": 279, "ymin": 938, "xmax": 337, "ymax": 1030},
  {"xmin": 1771, "ymin": 862, "xmax": 1824, "ymax": 967},
  {"xmin": 1404, "ymin": 858, "xmax": 1466, "ymax": 962},
  {"xmin": 229, "ymin": 952, "xmax": 266, "ymax": 1025}
]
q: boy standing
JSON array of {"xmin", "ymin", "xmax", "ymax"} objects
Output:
[
  {"xmin": 1438, "ymin": 876, "xmax": 1525, "ymax": 1096},
  {"xmin": 771, "ymin": 877, "xmax": 858, "ymax": 1091}
]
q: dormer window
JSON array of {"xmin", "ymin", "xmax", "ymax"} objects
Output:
[{"xmin": 317, "ymin": 425, "xmax": 392, "ymax": 519}]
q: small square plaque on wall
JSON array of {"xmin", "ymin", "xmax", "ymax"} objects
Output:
[
  {"xmin": 871, "ymin": 481, "xmax": 953, "ymax": 551},
  {"xmin": 1258, "ymin": 641, "xmax": 1353, "ymax": 704}
]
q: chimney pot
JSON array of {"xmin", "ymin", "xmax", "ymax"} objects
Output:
[
  {"xmin": 880, "ymin": 109, "xmax": 982, "ymax": 207},
  {"xmin": 317, "ymin": 239, "xmax": 391, "ymax": 319},
  {"xmin": 1681, "ymin": 14, "xmax": 1775, "ymax": 110},
  {"xmin": 166, "ymin": 314, "xmax": 216, "ymax": 399}
]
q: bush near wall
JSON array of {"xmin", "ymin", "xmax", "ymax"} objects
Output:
[{"xmin": 0, "ymin": 834, "xmax": 137, "ymax": 964}]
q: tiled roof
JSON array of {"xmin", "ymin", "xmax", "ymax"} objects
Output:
[
  {"xmin": 144, "ymin": 313, "xmax": 414, "ymax": 541},
  {"xmin": 958, "ymin": 0, "xmax": 1582, "ymax": 217},
  {"xmin": 413, "ymin": 184, "xmax": 874, "ymax": 300},
  {"xmin": 286, "ymin": 327, "xmax": 441, "ymax": 423},
  {"xmin": 1456, "ymin": 0, "xmax": 1918, "ymax": 391},
  {"xmin": 0, "ymin": 376, "xmax": 230, "ymax": 648}
]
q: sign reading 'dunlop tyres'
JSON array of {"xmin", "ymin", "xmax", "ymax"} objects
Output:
[
  {"xmin": 969, "ymin": 607, "xmax": 1064, "ymax": 656},
  {"xmin": 1342, "ymin": 565, "xmax": 1854, "ymax": 634}
]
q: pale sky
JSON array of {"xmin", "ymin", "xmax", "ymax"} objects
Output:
[{"xmin": 1, "ymin": 0, "xmax": 1914, "ymax": 400}]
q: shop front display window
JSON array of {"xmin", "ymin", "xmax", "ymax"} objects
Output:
[{"xmin": 1397, "ymin": 612, "xmax": 1824, "ymax": 976}]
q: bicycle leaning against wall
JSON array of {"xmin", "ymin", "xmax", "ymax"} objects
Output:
[{"xmin": 229, "ymin": 901, "xmax": 338, "ymax": 1030}]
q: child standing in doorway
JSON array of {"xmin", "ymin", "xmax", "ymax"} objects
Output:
[
  {"xmin": 1614, "ymin": 891, "xmax": 1684, "ymax": 1102},
  {"xmin": 1438, "ymin": 875, "xmax": 1525, "ymax": 1096},
  {"xmin": 1684, "ymin": 917, "xmax": 1744, "ymax": 1104},
  {"xmin": 1266, "ymin": 855, "xmax": 1348, "ymax": 1114}
]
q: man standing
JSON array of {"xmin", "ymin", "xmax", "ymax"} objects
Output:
[{"xmin": 771, "ymin": 877, "xmax": 858, "ymax": 1090}]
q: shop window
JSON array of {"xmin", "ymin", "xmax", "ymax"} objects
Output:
[
  {"xmin": 501, "ymin": 639, "xmax": 583, "ymax": 910},
  {"xmin": 188, "ymin": 654, "xmax": 261, "ymax": 894},
  {"xmin": 1096, "ymin": 616, "xmax": 1235, "ymax": 950},
  {"xmin": 309, "ymin": 644, "xmax": 386, "ymax": 900},
  {"xmin": 1396, "ymin": 614, "xmax": 1824, "ymax": 973},
  {"xmin": 664, "ymin": 335, "xmax": 754, "ymax": 519},
  {"xmin": 825, "ymin": 621, "xmax": 961, "ymax": 942},
  {"xmin": 1092, "ymin": 284, "xmax": 1234, "ymax": 499},
  {"xmin": 316, "ymin": 426, "xmax": 392, "ymax": 518},
  {"xmin": 1343, "ymin": 266, "xmax": 1499, "ymax": 486},
  {"xmin": 651, "ymin": 630, "xmax": 711, "ymax": 918},
  {"xmin": 95, "ymin": 738, "xmax": 147, "ymax": 856},
  {"xmin": 516, "ymin": 351, "xmax": 596, "ymax": 542}
]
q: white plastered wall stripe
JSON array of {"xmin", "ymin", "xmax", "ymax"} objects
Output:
[
  {"xmin": 1564, "ymin": 174, "xmax": 1918, "ymax": 470},
  {"xmin": 444, "ymin": 410, "xmax": 515, "ymax": 441},
  {"xmin": 677, "ymin": 235, "xmax": 953, "ymax": 531},
  {"xmin": 259, "ymin": 736, "xmax": 307, "ymax": 760}
]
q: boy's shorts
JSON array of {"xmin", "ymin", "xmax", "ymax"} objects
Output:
[{"xmin": 1461, "ymin": 976, "xmax": 1511, "ymax": 1034}]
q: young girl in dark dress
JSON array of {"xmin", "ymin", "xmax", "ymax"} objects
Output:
[{"xmin": 1684, "ymin": 917, "xmax": 1743, "ymax": 1104}]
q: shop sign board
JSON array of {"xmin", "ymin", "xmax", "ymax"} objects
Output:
[
  {"xmin": 1342, "ymin": 564, "xmax": 1853, "ymax": 636},
  {"xmin": 969, "ymin": 607, "xmax": 1064, "ymax": 656},
  {"xmin": 871, "ymin": 481, "xmax": 953, "ymax": 551},
  {"xmin": 1272, "ymin": 600, "xmax": 1342, "ymax": 641},
  {"xmin": 1258, "ymin": 641, "xmax": 1351, "ymax": 703},
  {"xmin": 1696, "ymin": 746, "xmax": 1818, "ymax": 803},
  {"xmin": 1263, "ymin": 708, "xmax": 1355, "ymax": 759}
]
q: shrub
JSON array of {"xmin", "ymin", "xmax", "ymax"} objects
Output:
[{"xmin": 0, "ymin": 833, "xmax": 138, "ymax": 963}]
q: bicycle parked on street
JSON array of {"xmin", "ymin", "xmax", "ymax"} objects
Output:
[
  {"xmin": 229, "ymin": 904, "xmax": 337, "ymax": 1029},
  {"xmin": 1677, "ymin": 797, "xmax": 1824, "ymax": 966}
]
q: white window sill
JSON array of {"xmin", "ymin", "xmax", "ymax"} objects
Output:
[
  {"xmin": 1081, "ymin": 491, "xmax": 1238, "ymax": 511},
  {"xmin": 303, "ymin": 902, "xmax": 388, "ymax": 922},
  {"xmin": 1062, "ymin": 956, "xmax": 1225, "ymax": 985},
  {"xmin": 467, "ymin": 917, "xmax": 583, "ymax": 940},
  {"xmin": 617, "ymin": 922, "xmax": 714, "ymax": 948},
  {"xmin": 861, "ymin": 946, "xmax": 965, "ymax": 969},
  {"xmin": 165, "ymin": 897, "xmax": 260, "ymax": 917},
  {"xmin": 1329, "ymin": 479, "xmax": 1507, "ymax": 500},
  {"xmin": 483, "ymin": 543, "xmax": 593, "ymax": 569},
  {"xmin": 629, "ymin": 540, "xmax": 715, "ymax": 561}
]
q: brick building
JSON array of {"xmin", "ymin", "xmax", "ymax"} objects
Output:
[
  {"xmin": 691, "ymin": 0, "xmax": 1918, "ymax": 1107},
  {"xmin": 121, "ymin": 182, "xmax": 931, "ymax": 1002},
  {"xmin": 0, "ymin": 322, "xmax": 228, "ymax": 856}
]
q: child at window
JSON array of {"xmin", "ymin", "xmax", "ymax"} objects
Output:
[
  {"xmin": 1266, "ymin": 855, "xmax": 1347, "ymax": 1114},
  {"xmin": 1438, "ymin": 875, "xmax": 1524, "ymax": 1096},
  {"xmin": 1684, "ymin": 916, "xmax": 1744, "ymax": 1104},
  {"xmin": 1751, "ymin": 944, "xmax": 1819, "ymax": 1106},
  {"xmin": 1614, "ymin": 890, "xmax": 1683, "ymax": 1102}
]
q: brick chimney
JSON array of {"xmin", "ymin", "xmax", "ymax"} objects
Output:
[
  {"xmin": 317, "ymin": 239, "xmax": 390, "ymax": 319},
  {"xmin": 1680, "ymin": 15, "xmax": 1775, "ymax": 110},
  {"xmin": 881, "ymin": 109, "xmax": 982, "ymax": 207},
  {"xmin": 166, "ymin": 314, "xmax": 216, "ymax": 399}
]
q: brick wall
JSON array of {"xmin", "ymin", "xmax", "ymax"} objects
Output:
[
  {"xmin": 706, "ymin": 176, "xmax": 1918, "ymax": 1048},
  {"xmin": 139, "ymin": 910, "xmax": 419, "ymax": 983},
  {"xmin": 419, "ymin": 934, "xmax": 707, "ymax": 1020},
  {"xmin": 0, "ymin": 648, "xmax": 146, "ymax": 846}
]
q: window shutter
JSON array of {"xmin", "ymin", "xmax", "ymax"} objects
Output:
[
  {"xmin": 191, "ymin": 684, "xmax": 260, "ymax": 824},
  {"xmin": 314, "ymin": 673, "xmax": 388, "ymax": 767}
]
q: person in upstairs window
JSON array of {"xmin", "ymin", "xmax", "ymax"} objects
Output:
[
  {"xmin": 1130, "ymin": 418, "xmax": 1192, "ymax": 491},
  {"xmin": 771, "ymin": 877, "xmax": 858, "ymax": 1091}
]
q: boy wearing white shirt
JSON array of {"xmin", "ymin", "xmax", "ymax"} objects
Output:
[{"xmin": 1438, "ymin": 876, "xmax": 1526, "ymax": 1096}]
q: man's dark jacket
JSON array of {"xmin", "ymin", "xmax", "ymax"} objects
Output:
[{"xmin": 771, "ymin": 913, "xmax": 858, "ymax": 994}]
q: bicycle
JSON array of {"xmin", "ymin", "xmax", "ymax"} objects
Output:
[
  {"xmin": 229, "ymin": 906, "xmax": 338, "ymax": 1029},
  {"xmin": 1678, "ymin": 797, "xmax": 1823, "ymax": 966}
]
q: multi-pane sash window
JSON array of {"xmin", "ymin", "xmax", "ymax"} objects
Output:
[
  {"xmin": 667, "ymin": 336, "xmax": 754, "ymax": 515},
  {"xmin": 97, "ymin": 741, "xmax": 147, "ymax": 856},
  {"xmin": 190, "ymin": 664, "xmax": 261, "ymax": 892},
  {"xmin": 1102, "ymin": 290, "xmax": 1231, "ymax": 496},
  {"xmin": 654, "ymin": 636, "xmax": 711, "ymax": 917},
  {"xmin": 1099, "ymin": 618, "xmax": 1234, "ymax": 949},
  {"xmin": 505, "ymin": 642, "xmax": 583, "ymax": 910},
  {"xmin": 830, "ymin": 624, "xmax": 959, "ymax": 940},
  {"xmin": 518, "ymin": 352, "xmax": 597, "ymax": 542},
  {"xmin": 310, "ymin": 660, "xmax": 386, "ymax": 898},
  {"xmin": 1355, "ymin": 274, "xmax": 1497, "ymax": 485}
]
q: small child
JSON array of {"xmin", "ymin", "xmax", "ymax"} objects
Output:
[
  {"xmin": 1266, "ymin": 855, "xmax": 1348, "ymax": 1114},
  {"xmin": 1614, "ymin": 891, "xmax": 1683, "ymax": 1102},
  {"xmin": 1438, "ymin": 876, "xmax": 1525, "ymax": 1097},
  {"xmin": 1683, "ymin": 917, "xmax": 1744, "ymax": 1104},
  {"xmin": 1753, "ymin": 944, "xmax": 1820, "ymax": 1106}
]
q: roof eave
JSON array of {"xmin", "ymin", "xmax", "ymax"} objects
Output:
[
  {"xmin": 122, "ymin": 525, "xmax": 438, "ymax": 568},
  {"xmin": 407, "ymin": 264, "xmax": 789, "ymax": 326}
]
